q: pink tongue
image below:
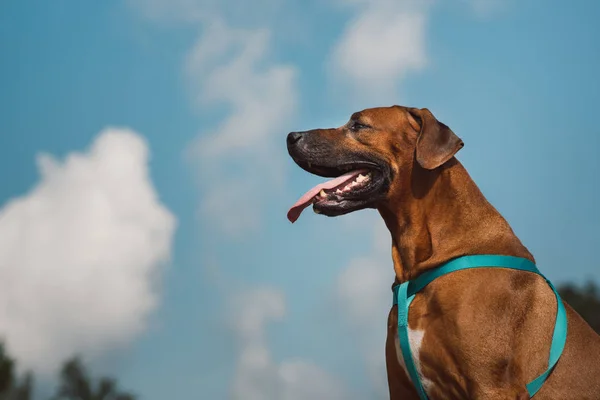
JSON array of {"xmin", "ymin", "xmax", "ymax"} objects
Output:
[{"xmin": 287, "ymin": 169, "xmax": 367, "ymax": 223}]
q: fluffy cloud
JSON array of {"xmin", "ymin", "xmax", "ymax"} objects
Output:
[
  {"xmin": 330, "ymin": 0, "xmax": 431, "ymax": 102},
  {"xmin": 229, "ymin": 287, "xmax": 352, "ymax": 400},
  {"xmin": 0, "ymin": 129, "xmax": 176, "ymax": 376},
  {"xmin": 329, "ymin": 0, "xmax": 505, "ymax": 98},
  {"xmin": 185, "ymin": 20, "xmax": 297, "ymax": 236}
]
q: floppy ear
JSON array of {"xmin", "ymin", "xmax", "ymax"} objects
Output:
[{"xmin": 409, "ymin": 108, "xmax": 464, "ymax": 170}]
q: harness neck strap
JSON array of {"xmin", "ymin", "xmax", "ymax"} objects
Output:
[{"xmin": 392, "ymin": 255, "xmax": 567, "ymax": 399}]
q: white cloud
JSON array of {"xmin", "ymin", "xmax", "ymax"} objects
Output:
[
  {"xmin": 338, "ymin": 257, "xmax": 390, "ymax": 325},
  {"xmin": 0, "ymin": 129, "xmax": 176, "ymax": 376},
  {"xmin": 229, "ymin": 287, "xmax": 352, "ymax": 400},
  {"xmin": 278, "ymin": 360, "xmax": 352, "ymax": 400},
  {"xmin": 185, "ymin": 23, "xmax": 296, "ymax": 157},
  {"xmin": 200, "ymin": 179, "xmax": 262, "ymax": 235},
  {"xmin": 184, "ymin": 20, "xmax": 297, "ymax": 236},
  {"xmin": 130, "ymin": 2, "xmax": 299, "ymax": 236},
  {"xmin": 329, "ymin": 0, "xmax": 432, "ymax": 103}
]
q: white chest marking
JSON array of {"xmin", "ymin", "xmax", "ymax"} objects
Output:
[{"xmin": 395, "ymin": 328, "xmax": 434, "ymax": 392}]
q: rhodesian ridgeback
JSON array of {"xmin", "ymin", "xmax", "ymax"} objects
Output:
[{"xmin": 286, "ymin": 106, "xmax": 600, "ymax": 399}]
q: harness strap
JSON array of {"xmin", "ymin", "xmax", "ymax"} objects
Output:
[{"xmin": 392, "ymin": 255, "xmax": 567, "ymax": 399}]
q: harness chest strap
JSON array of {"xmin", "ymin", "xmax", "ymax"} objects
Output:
[{"xmin": 392, "ymin": 255, "xmax": 568, "ymax": 399}]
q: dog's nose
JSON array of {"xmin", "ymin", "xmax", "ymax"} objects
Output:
[{"xmin": 287, "ymin": 131, "xmax": 304, "ymax": 147}]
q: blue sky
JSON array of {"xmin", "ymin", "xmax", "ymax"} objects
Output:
[{"xmin": 1, "ymin": 0, "xmax": 599, "ymax": 399}]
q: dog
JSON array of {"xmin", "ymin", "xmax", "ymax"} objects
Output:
[{"xmin": 286, "ymin": 106, "xmax": 600, "ymax": 399}]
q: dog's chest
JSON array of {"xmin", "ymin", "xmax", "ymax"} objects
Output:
[{"xmin": 395, "ymin": 327, "xmax": 434, "ymax": 392}]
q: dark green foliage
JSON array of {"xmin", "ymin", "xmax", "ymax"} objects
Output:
[
  {"xmin": 0, "ymin": 345, "xmax": 135, "ymax": 400},
  {"xmin": 0, "ymin": 344, "xmax": 33, "ymax": 400},
  {"xmin": 12, "ymin": 373, "xmax": 33, "ymax": 400},
  {"xmin": 0, "ymin": 343, "xmax": 15, "ymax": 396},
  {"xmin": 558, "ymin": 281, "xmax": 600, "ymax": 334},
  {"xmin": 51, "ymin": 357, "xmax": 136, "ymax": 400}
]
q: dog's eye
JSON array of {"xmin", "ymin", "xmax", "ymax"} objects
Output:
[{"xmin": 350, "ymin": 122, "xmax": 369, "ymax": 131}]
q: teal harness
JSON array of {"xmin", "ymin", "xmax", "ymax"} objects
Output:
[{"xmin": 392, "ymin": 255, "xmax": 567, "ymax": 399}]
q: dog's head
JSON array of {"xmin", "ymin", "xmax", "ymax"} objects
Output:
[{"xmin": 286, "ymin": 105, "xmax": 464, "ymax": 222}]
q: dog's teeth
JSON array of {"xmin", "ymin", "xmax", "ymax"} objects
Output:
[
  {"xmin": 319, "ymin": 189, "xmax": 327, "ymax": 198},
  {"xmin": 335, "ymin": 189, "xmax": 342, "ymax": 194},
  {"xmin": 357, "ymin": 174, "xmax": 366, "ymax": 183}
]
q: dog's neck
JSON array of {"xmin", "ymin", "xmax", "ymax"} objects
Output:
[{"xmin": 378, "ymin": 158, "xmax": 534, "ymax": 283}]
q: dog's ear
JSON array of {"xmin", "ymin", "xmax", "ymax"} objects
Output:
[{"xmin": 408, "ymin": 108, "xmax": 464, "ymax": 170}]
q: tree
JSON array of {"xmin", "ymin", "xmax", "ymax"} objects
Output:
[
  {"xmin": 1, "ymin": 343, "xmax": 136, "ymax": 400},
  {"xmin": 0, "ymin": 343, "xmax": 15, "ymax": 398},
  {"xmin": 52, "ymin": 357, "xmax": 136, "ymax": 400},
  {"xmin": 0, "ymin": 343, "xmax": 32, "ymax": 400},
  {"xmin": 11, "ymin": 373, "xmax": 32, "ymax": 400},
  {"xmin": 558, "ymin": 281, "xmax": 600, "ymax": 334}
]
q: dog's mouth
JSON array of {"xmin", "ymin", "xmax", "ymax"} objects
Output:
[{"xmin": 287, "ymin": 162, "xmax": 387, "ymax": 223}]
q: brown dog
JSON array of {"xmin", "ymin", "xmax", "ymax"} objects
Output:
[{"xmin": 286, "ymin": 106, "xmax": 600, "ymax": 399}]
